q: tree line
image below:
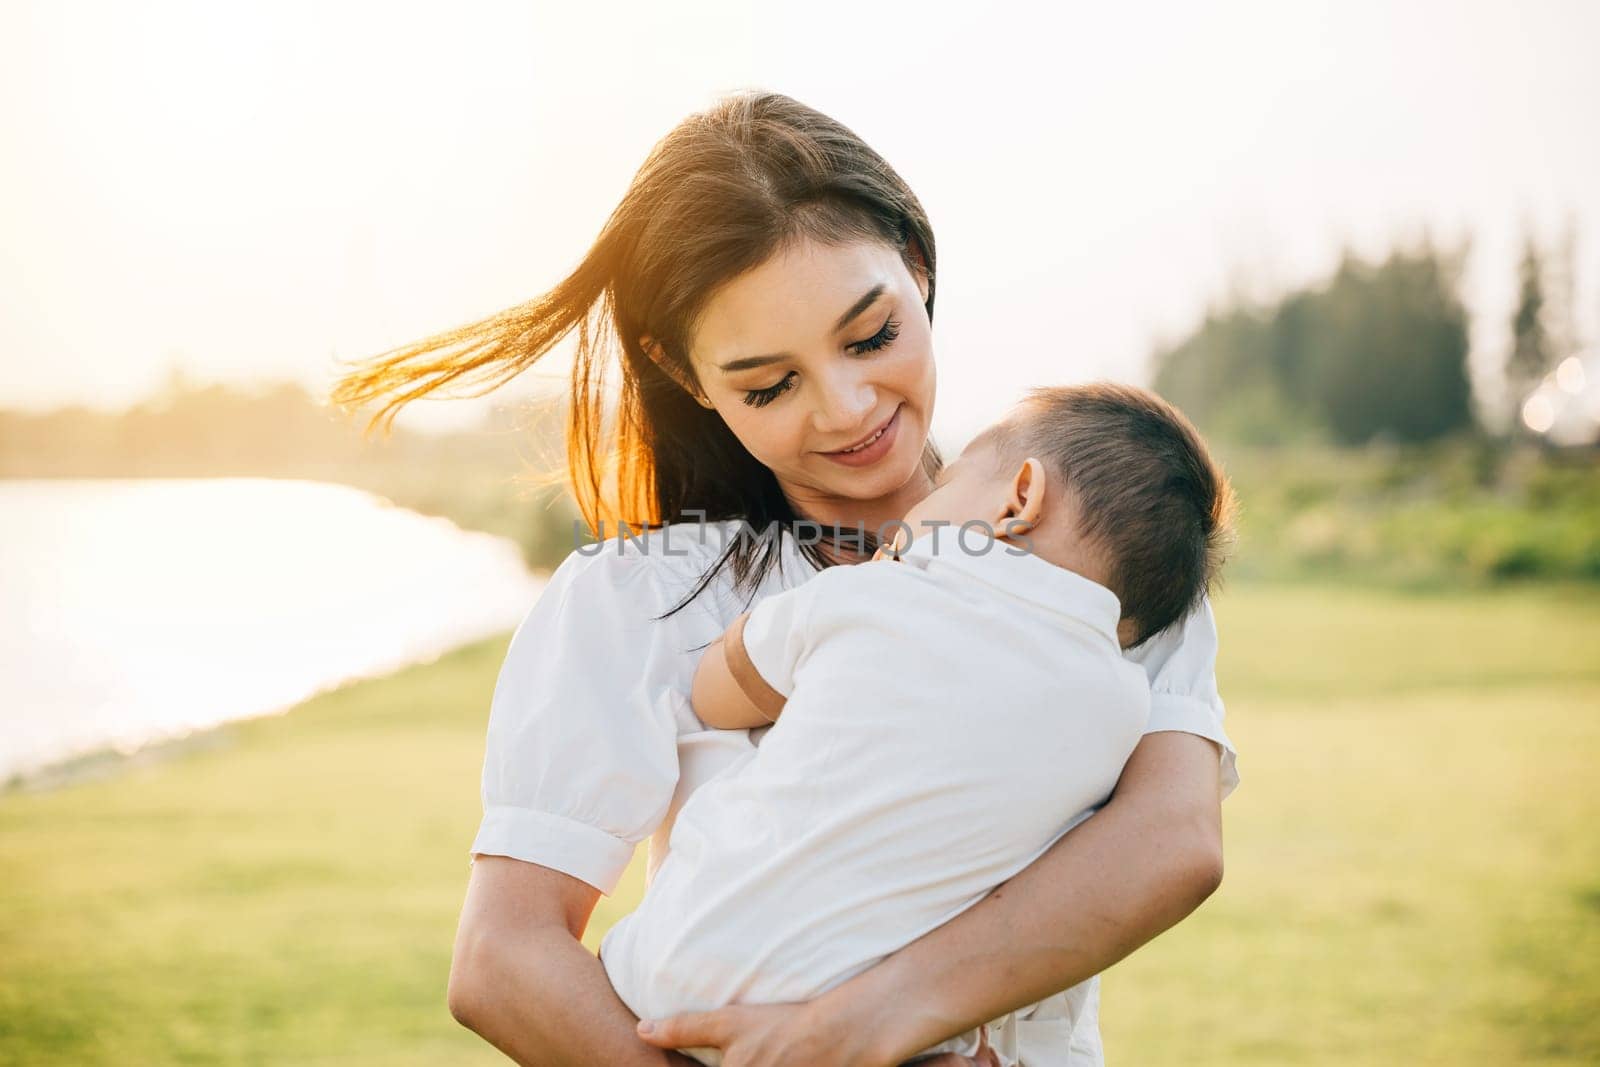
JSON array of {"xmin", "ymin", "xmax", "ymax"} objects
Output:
[{"xmin": 1153, "ymin": 231, "xmax": 1589, "ymax": 446}]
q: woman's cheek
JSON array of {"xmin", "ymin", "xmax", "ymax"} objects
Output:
[
  {"xmin": 890, "ymin": 325, "xmax": 935, "ymax": 386},
  {"xmin": 735, "ymin": 410, "xmax": 809, "ymax": 474},
  {"xmin": 892, "ymin": 351, "xmax": 936, "ymax": 412},
  {"xmin": 784, "ymin": 419, "xmax": 815, "ymax": 471}
]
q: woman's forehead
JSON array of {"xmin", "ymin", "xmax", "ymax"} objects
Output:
[{"xmin": 689, "ymin": 238, "xmax": 904, "ymax": 361}]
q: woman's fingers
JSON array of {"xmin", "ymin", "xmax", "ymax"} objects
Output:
[
  {"xmin": 639, "ymin": 1001, "xmax": 1007, "ymax": 1067},
  {"xmin": 638, "ymin": 1001, "xmax": 842, "ymax": 1067},
  {"xmin": 637, "ymin": 1009, "xmax": 728, "ymax": 1050}
]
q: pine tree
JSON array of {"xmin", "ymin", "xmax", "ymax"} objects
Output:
[{"xmin": 1506, "ymin": 235, "xmax": 1553, "ymax": 414}]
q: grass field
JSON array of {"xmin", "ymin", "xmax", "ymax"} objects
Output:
[{"xmin": 2, "ymin": 583, "xmax": 1597, "ymax": 1065}]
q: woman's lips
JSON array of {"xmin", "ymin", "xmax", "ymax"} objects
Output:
[{"xmin": 818, "ymin": 404, "xmax": 901, "ymax": 468}]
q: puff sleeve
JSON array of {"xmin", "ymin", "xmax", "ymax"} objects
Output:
[
  {"xmin": 1122, "ymin": 595, "xmax": 1240, "ymax": 801},
  {"xmin": 469, "ymin": 542, "xmax": 705, "ymax": 896}
]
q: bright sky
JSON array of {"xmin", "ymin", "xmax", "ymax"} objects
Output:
[{"xmin": 3, "ymin": 0, "xmax": 1597, "ymax": 442}]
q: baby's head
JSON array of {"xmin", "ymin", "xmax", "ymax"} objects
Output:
[{"xmin": 898, "ymin": 382, "xmax": 1236, "ymax": 648}]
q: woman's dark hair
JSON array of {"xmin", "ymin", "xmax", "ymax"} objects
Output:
[{"xmin": 330, "ymin": 89, "xmax": 942, "ymax": 617}]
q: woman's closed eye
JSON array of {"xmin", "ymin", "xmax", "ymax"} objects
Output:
[
  {"xmin": 848, "ymin": 316, "xmax": 900, "ymax": 356},
  {"xmin": 744, "ymin": 371, "xmax": 797, "ymax": 408},
  {"xmin": 741, "ymin": 316, "xmax": 902, "ymax": 408}
]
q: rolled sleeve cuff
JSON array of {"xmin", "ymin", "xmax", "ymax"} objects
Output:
[
  {"xmin": 1145, "ymin": 691, "xmax": 1240, "ymax": 802},
  {"xmin": 470, "ymin": 805, "xmax": 637, "ymax": 896}
]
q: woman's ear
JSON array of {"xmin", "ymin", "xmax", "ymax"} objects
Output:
[
  {"xmin": 641, "ymin": 335, "xmax": 715, "ymax": 409},
  {"xmin": 907, "ymin": 238, "xmax": 932, "ymax": 305}
]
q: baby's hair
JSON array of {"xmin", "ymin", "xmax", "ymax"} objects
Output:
[{"xmin": 979, "ymin": 382, "xmax": 1237, "ymax": 648}]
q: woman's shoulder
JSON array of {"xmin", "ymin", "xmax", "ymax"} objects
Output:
[
  {"xmin": 535, "ymin": 518, "xmax": 754, "ymax": 612},
  {"xmin": 500, "ymin": 523, "xmax": 734, "ymax": 685},
  {"xmin": 1121, "ymin": 594, "xmax": 1220, "ymax": 686},
  {"xmin": 532, "ymin": 518, "xmax": 824, "ymax": 639},
  {"xmin": 552, "ymin": 517, "xmax": 733, "ymax": 573}
]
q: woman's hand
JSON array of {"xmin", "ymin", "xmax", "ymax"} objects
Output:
[
  {"xmin": 636, "ymin": 1003, "xmax": 849, "ymax": 1067},
  {"xmin": 635, "ymin": 1003, "xmax": 1002, "ymax": 1067}
]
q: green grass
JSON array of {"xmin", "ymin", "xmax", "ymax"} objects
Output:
[
  {"xmin": 1103, "ymin": 584, "xmax": 1600, "ymax": 1064},
  {"xmin": 1216, "ymin": 441, "xmax": 1600, "ymax": 587},
  {"xmin": 2, "ymin": 583, "xmax": 1597, "ymax": 1065}
]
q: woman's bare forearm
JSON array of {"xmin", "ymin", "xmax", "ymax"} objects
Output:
[
  {"xmin": 813, "ymin": 732, "xmax": 1226, "ymax": 1067},
  {"xmin": 452, "ymin": 924, "xmax": 690, "ymax": 1066},
  {"xmin": 449, "ymin": 856, "xmax": 694, "ymax": 1067}
]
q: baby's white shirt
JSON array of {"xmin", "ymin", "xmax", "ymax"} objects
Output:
[{"xmin": 598, "ymin": 532, "xmax": 1152, "ymax": 1065}]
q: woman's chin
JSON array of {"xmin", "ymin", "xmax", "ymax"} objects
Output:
[{"xmin": 814, "ymin": 445, "xmax": 925, "ymax": 507}]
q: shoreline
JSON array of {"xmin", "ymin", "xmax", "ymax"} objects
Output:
[
  {"xmin": 0, "ymin": 630, "xmax": 524, "ymax": 797},
  {"xmin": 1, "ymin": 728, "xmax": 241, "ymax": 795},
  {"xmin": 1, "ymin": 477, "xmax": 549, "ymax": 796}
]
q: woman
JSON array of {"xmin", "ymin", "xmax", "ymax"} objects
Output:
[{"xmin": 333, "ymin": 90, "xmax": 1238, "ymax": 1067}]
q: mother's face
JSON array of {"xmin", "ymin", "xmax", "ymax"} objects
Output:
[{"xmin": 685, "ymin": 237, "xmax": 937, "ymax": 513}]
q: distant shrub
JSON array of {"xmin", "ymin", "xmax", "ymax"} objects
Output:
[{"xmin": 1219, "ymin": 441, "xmax": 1600, "ymax": 586}]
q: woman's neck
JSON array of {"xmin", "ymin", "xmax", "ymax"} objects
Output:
[{"xmin": 781, "ymin": 464, "xmax": 937, "ymax": 566}]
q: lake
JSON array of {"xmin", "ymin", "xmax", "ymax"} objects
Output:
[{"xmin": 0, "ymin": 478, "xmax": 545, "ymax": 785}]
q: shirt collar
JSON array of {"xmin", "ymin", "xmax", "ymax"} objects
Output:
[{"xmin": 890, "ymin": 530, "xmax": 1124, "ymax": 643}]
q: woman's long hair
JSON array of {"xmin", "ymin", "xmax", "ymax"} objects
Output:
[{"xmin": 330, "ymin": 90, "xmax": 943, "ymax": 615}]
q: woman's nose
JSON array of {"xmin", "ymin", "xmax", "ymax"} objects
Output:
[{"xmin": 812, "ymin": 367, "xmax": 877, "ymax": 436}]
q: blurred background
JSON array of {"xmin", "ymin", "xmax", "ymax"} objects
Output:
[{"xmin": 2, "ymin": 1, "xmax": 1596, "ymax": 1064}]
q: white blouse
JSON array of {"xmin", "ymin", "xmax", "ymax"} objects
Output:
[{"xmin": 471, "ymin": 519, "xmax": 1240, "ymax": 1066}]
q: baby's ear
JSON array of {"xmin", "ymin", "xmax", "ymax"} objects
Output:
[{"xmin": 1006, "ymin": 457, "xmax": 1047, "ymax": 527}]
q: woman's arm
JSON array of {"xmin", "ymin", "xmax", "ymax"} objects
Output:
[
  {"xmin": 638, "ymin": 731, "xmax": 1224, "ymax": 1067},
  {"xmin": 834, "ymin": 731, "xmax": 1224, "ymax": 1065},
  {"xmin": 450, "ymin": 537, "xmax": 728, "ymax": 1062},
  {"xmin": 449, "ymin": 855, "xmax": 704, "ymax": 1066}
]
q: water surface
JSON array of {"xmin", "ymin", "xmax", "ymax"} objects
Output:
[{"xmin": 1, "ymin": 478, "xmax": 544, "ymax": 784}]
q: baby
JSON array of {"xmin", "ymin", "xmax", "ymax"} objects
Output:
[{"xmin": 599, "ymin": 382, "xmax": 1235, "ymax": 1066}]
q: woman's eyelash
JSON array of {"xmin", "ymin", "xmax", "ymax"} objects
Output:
[
  {"xmin": 744, "ymin": 372, "xmax": 797, "ymax": 408},
  {"xmin": 850, "ymin": 317, "xmax": 900, "ymax": 355},
  {"xmin": 740, "ymin": 317, "xmax": 901, "ymax": 408}
]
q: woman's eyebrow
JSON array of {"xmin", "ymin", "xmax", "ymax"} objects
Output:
[
  {"xmin": 832, "ymin": 283, "xmax": 885, "ymax": 331},
  {"xmin": 715, "ymin": 283, "xmax": 888, "ymax": 374}
]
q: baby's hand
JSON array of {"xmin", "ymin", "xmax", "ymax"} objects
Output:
[
  {"xmin": 901, "ymin": 1053, "xmax": 1002, "ymax": 1067},
  {"xmin": 898, "ymin": 1024, "xmax": 1004, "ymax": 1067},
  {"xmin": 871, "ymin": 527, "xmax": 909, "ymax": 562}
]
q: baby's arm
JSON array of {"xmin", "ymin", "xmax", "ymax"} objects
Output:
[{"xmin": 691, "ymin": 611, "xmax": 789, "ymax": 730}]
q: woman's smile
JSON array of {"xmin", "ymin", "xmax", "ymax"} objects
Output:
[{"xmin": 816, "ymin": 403, "xmax": 902, "ymax": 467}]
